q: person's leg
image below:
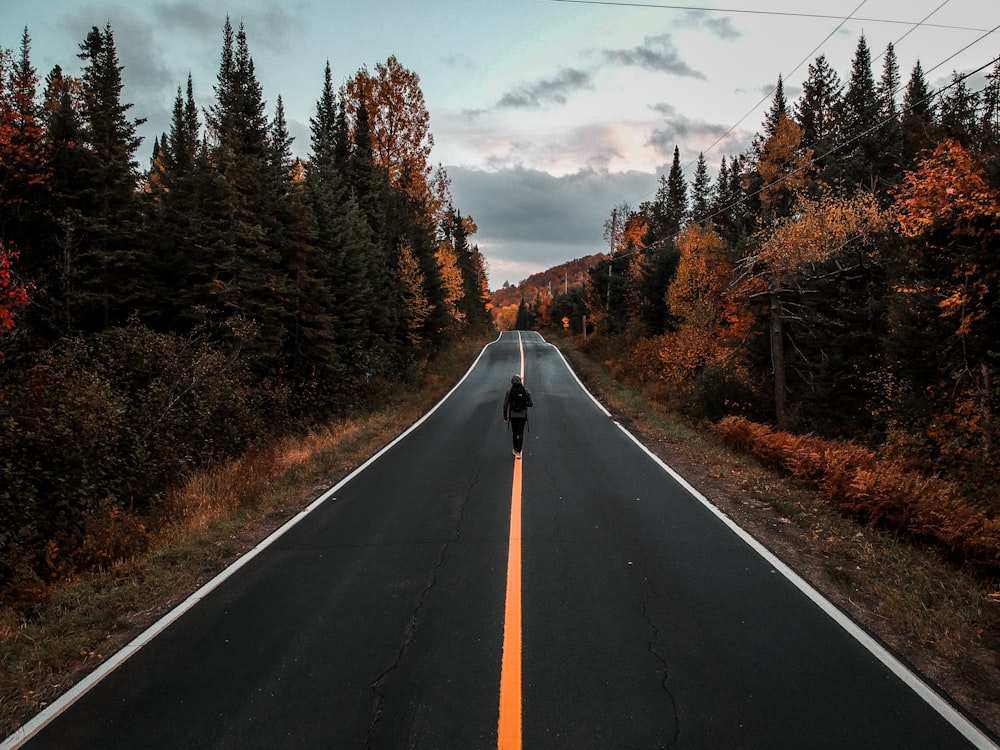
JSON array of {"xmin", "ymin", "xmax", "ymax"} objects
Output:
[{"xmin": 512, "ymin": 418, "xmax": 525, "ymax": 454}]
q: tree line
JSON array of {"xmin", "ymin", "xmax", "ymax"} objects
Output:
[
  {"xmin": 0, "ymin": 19, "xmax": 491, "ymax": 598},
  {"xmin": 539, "ymin": 38, "xmax": 1000, "ymax": 505}
]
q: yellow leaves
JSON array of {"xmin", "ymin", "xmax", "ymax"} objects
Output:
[
  {"xmin": 668, "ymin": 224, "xmax": 729, "ymax": 321},
  {"xmin": 750, "ymin": 192, "xmax": 888, "ymax": 281},
  {"xmin": 758, "ymin": 114, "xmax": 815, "ymax": 211},
  {"xmin": 435, "ymin": 243, "xmax": 466, "ymax": 326}
]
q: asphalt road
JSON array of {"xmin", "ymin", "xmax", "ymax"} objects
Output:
[{"xmin": 4, "ymin": 331, "xmax": 995, "ymax": 749}]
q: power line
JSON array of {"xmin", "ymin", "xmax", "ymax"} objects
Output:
[
  {"xmin": 542, "ymin": 0, "xmax": 989, "ymax": 32},
  {"xmin": 683, "ymin": 0, "xmax": 870, "ymax": 177},
  {"xmin": 688, "ymin": 0, "xmax": 954, "ymax": 177},
  {"xmin": 703, "ymin": 51, "xmax": 1000, "ymax": 229},
  {"xmin": 669, "ymin": 6, "xmax": 1000, "ymax": 223}
]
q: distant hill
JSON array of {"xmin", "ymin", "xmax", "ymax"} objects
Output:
[{"xmin": 491, "ymin": 253, "xmax": 605, "ymax": 310}]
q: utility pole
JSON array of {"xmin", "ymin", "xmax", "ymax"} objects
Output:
[{"xmin": 607, "ymin": 206, "xmax": 617, "ymax": 313}]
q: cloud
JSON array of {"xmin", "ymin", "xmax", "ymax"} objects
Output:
[
  {"xmin": 497, "ymin": 68, "xmax": 593, "ymax": 109},
  {"xmin": 648, "ymin": 113, "xmax": 753, "ymax": 166},
  {"xmin": 441, "ymin": 53, "xmax": 476, "ymax": 70},
  {"xmin": 445, "ymin": 164, "xmax": 659, "ymax": 285},
  {"xmin": 150, "ymin": 1, "xmax": 218, "ymax": 44},
  {"xmin": 603, "ymin": 34, "xmax": 705, "ymax": 79},
  {"xmin": 674, "ymin": 10, "xmax": 741, "ymax": 41}
]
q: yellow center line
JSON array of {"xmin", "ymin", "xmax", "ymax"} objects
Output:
[
  {"xmin": 498, "ymin": 456, "xmax": 523, "ymax": 749},
  {"xmin": 499, "ymin": 331, "xmax": 526, "ymax": 749}
]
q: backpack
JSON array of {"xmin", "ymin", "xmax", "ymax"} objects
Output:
[{"xmin": 510, "ymin": 384, "xmax": 528, "ymax": 412}]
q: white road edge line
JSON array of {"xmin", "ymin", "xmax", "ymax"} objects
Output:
[
  {"xmin": 1, "ymin": 333, "xmax": 504, "ymax": 750},
  {"xmin": 544, "ymin": 337, "xmax": 998, "ymax": 750}
]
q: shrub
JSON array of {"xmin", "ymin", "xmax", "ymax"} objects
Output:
[
  {"xmin": 0, "ymin": 320, "xmax": 278, "ymax": 600},
  {"xmin": 714, "ymin": 416, "xmax": 1000, "ymax": 570}
]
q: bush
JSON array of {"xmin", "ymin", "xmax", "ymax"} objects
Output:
[
  {"xmin": 0, "ymin": 320, "xmax": 279, "ymax": 600},
  {"xmin": 714, "ymin": 416, "xmax": 1000, "ymax": 570}
]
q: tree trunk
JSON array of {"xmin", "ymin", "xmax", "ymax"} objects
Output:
[{"xmin": 770, "ymin": 289, "xmax": 788, "ymax": 428}]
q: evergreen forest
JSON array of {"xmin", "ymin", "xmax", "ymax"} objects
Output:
[
  {"xmin": 0, "ymin": 20, "xmax": 492, "ymax": 598},
  {"xmin": 517, "ymin": 40, "xmax": 1000, "ymax": 567}
]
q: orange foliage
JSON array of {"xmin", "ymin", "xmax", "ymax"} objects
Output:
[
  {"xmin": 757, "ymin": 114, "xmax": 814, "ymax": 211},
  {"xmin": 894, "ymin": 139, "xmax": 1000, "ymax": 242},
  {"xmin": 893, "ymin": 139, "xmax": 1000, "ymax": 338},
  {"xmin": 714, "ymin": 416, "xmax": 1000, "ymax": 569},
  {"xmin": 658, "ymin": 225, "xmax": 751, "ymax": 393},
  {"xmin": 750, "ymin": 192, "xmax": 889, "ymax": 283}
]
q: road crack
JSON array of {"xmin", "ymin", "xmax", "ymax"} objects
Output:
[
  {"xmin": 641, "ymin": 602, "xmax": 680, "ymax": 748},
  {"xmin": 365, "ymin": 466, "xmax": 482, "ymax": 748}
]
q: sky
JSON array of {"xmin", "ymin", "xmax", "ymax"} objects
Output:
[{"xmin": 3, "ymin": 1, "xmax": 999, "ymax": 287}]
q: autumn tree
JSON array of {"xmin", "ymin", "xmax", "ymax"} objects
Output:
[
  {"xmin": 738, "ymin": 193, "xmax": 889, "ymax": 427},
  {"xmin": 891, "ymin": 139, "xmax": 1000, "ymax": 471},
  {"xmin": 756, "ymin": 112, "xmax": 815, "ymax": 219},
  {"xmin": 659, "ymin": 223, "xmax": 749, "ymax": 415},
  {"xmin": 0, "ymin": 241, "xmax": 30, "ymax": 357},
  {"xmin": 345, "ymin": 57, "xmax": 450, "ymax": 353},
  {"xmin": 344, "ymin": 55, "xmax": 435, "ymax": 209}
]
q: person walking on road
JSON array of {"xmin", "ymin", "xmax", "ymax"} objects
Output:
[{"xmin": 503, "ymin": 374, "xmax": 533, "ymax": 458}]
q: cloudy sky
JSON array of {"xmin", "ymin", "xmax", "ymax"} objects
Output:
[{"xmin": 4, "ymin": 1, "xmax": 998, "ymax": 286}]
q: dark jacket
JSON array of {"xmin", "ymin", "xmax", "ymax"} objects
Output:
[{"xmin": 503, "ymin": 375, "xmax": 533, "ymax": 420}]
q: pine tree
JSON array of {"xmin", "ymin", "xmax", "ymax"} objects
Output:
[
  {"xmin": 690, "ymin": 152, "xmax": 711, "ymax": 224},
  {"xmin": 308, "ymin": 61, "xmax": 338, "ymax": 178},
  {"xmin": 793, "ymin": 54, "xmax": 842, "ymax": 173},
  {"xmin": 979, "ymin": 59, "xmax": 1000, "ymax": 182},
  {"xmin": 199, "ymin": 18, "xmax": 292, "ymax": 376},
  {"xmin": 144, "ymin": 78, "xmax": 206, "ymax": 329},
  {"xmin": 831, "ymin": 35, "xmax": 880, "ymax": 191},
  {"xmin": 73, "ymin": 22, "xmax": 147, "ymax": 331},
  {"xmin": 645, "ymin": 146, "xmax": 688, "ymax": 245},
  {"xmin": 29, "ymin": 64, "xmax": 86, "ymax": 339},
  {"xmin": 762, "ymin": 75, "xmax": 788, "ymax": 142},
  {"xmin": 938, "ymin": 72, "xmax": 980, "ymax": 147},
  {"xmin": 979, "ymin": 58, "xmax": 1000, "ymax": 154},
  {"xmin": 874, "ymin": 43, "xmax": 903, "ymax": 188},
  {"xmin": 900, "ymin": 61, "xmax": 938, "ymax": 169}
]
